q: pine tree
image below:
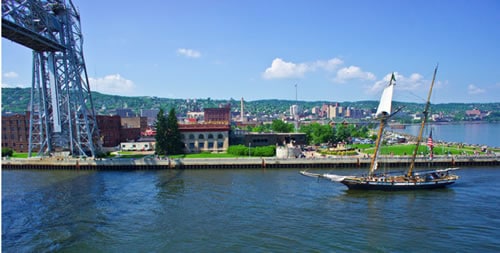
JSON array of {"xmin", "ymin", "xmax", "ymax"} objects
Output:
[
  {"xmin": 165, "ymin": 108, "xmax": 184, "ymax": 155},
  {"xmin": 154, "ymin": 108, "xmax": 168, "ymax": 155}
]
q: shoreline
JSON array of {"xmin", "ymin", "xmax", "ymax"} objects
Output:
[{"xmin": 2, "ymin": 155, "xmax": 498, "ymax": 170}]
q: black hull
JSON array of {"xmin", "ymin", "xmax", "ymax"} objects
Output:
[{"xmin": 341, "ymin": 180, "xmax": 456, "ymax": 191}]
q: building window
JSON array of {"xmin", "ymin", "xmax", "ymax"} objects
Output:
[
  {"xmin": 217, "ymin": 133, "xmax": 224, "ymax": 139},
  {"xmin": 208, "ymin": 142, "xmax": 214, "ymax": 149},
  {"xmin": 208, "ymin": 134, "xmax": 214, "ymax": 139},
  {"xmin": 198, "ymin": 142, "xmax": 204, "ymax": 149},
  {"xmin": 198, "ymin": 134, "xmax": 204, "ymax": 139},
  {"xmin": 189, "ymin": 134, "xmax": 195, "ymax": 140},
  {"xmin": 189, "ymin": 143, "xmax": 195, "ymax": 149}
]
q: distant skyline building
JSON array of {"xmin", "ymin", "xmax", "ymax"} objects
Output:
[
  {"xmin": 115, "ymin": 108, "xmax": 136, "ymax": 118},
  {"xmin": 140, "ymin": 109, "xmax": 160, "ymax": 126},
  {"xmin": 290, "ymin": 104, "xmax": 300, "ymax": 117}
]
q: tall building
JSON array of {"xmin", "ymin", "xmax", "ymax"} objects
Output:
[
  {"xmin": 327, "ymin": 103, "xmax": 345, "ymax": 119},
  {"xmin": 290, "ymin": 104, "xmax": 300, "ymax": 117}
]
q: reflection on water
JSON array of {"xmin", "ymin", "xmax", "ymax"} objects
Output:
[{"xmin": 2, "ymin": 167, "xmax": 500, "ymax": 252}]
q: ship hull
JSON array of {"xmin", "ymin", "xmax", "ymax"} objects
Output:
[{"xmin": 341, "ymin": 178, "xmax": 456, "ymax": 191}]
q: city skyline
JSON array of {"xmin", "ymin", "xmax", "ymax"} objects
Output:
[{"xmin": 2, "ymin": 0, "xmax": 499, "ymax": 103}]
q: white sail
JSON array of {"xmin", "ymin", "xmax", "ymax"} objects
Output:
[{"xmin": 375, "ymin": 81, "xmax": 395, "ymax": 119}]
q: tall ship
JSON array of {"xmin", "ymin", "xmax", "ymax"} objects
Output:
[{"xmin": 301, "ymin": 66, "xmax": 459, "ymax": 190}]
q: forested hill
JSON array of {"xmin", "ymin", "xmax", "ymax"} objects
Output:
[{"xmin": 2, "ymin": 87, "xmax": 499, "ymax": 122}]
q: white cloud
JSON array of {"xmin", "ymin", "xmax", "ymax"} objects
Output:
[
  {"xmin": 262, "ymin": 58, "xmax": 308, "ymax": 79},
  {"xmin": 312, "ymin": 58, "xmax": 344, "ymax": 72},
  {"xmin": 369, "ymin": 72, "xmax": 426, "ymax": 94},
  {"xmin": 467, "ymin": 84, "xmax": 485, "ymax": 95},
  {"xmin": 177, "ymin": 48, "xmax": 201, "ymax": 58},
  {"xmin": 3, "ymin": 71, "xmax": 19, "ymax": 78},
  {"xmin": 334, "ymin": 66, "xmax": 376, "ymax": 83},
  {"xmin": 262, "ymin": 57, "xmax": 343, "ymax": 79},
  {"xmin": 89, "ymin": 74, "xmax": 136, "ymax": 95}
]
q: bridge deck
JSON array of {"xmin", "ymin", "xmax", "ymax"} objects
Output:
[{"xmin": 2, "ymin": 19, "xmax": 65, "ymax": 52}]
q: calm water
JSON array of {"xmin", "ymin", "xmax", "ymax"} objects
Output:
[
  {"xmin": 3, "ymin": 123, "xmax": 500, "ymax": 252},
  {"xmin": 2, "ymin": 167, "xmax": 500, "ymax": 252},
  {"xmin": 392, "ymin": 122, "xmax": 500, "ymax": 147}
]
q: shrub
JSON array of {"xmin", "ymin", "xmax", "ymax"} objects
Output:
[
  {"xmin": 227, "ymin": 145, "xmax": 276, "ymax": 157},
  {"xmin": 2, "ymin": 148, "xmax": 14, "ymax": 157}
]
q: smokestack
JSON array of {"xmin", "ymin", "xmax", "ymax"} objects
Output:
[{"xmin": 241, "ymin": 97, "xmax": 245, "ymax": 122}]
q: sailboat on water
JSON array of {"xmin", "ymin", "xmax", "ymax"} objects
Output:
[{"xmin": 300, "ymin": 66, "xmax": 459, "ymax": 190}]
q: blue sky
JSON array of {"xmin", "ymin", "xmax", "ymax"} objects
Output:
[{"xmin": 2, "ymin": 0, "xmax": 499, "ymax": 103}]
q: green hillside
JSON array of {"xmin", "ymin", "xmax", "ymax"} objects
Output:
[{"xmin": 2, "ymin": 87, "xmax": 499, "ymax": 122}]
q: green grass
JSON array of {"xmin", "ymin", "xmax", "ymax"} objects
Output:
[
  {"xmin": 355, "ymin": 144, "xmax": 489, "ymax": 156},
  {"xmin": 169, "ymin": 153, "xmax": 240, "ymax": 159},
  {"xmin": 10, "ymin": 153, "xmax": 29, "ymax": 158}
]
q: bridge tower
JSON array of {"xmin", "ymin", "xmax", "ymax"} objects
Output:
[{"xmin": 2, "ymin": 0, "xmax": 101, "ymax": 157}]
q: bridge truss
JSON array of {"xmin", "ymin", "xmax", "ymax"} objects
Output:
[{"xmin": 2, "ymin": 0, "xmax": 101, "ymax": 157}]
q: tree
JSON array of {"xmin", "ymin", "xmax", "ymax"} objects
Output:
[
  {"xmin": 335, "ymin": 124, "xmax": 350, "ymax": 143},
  {"xmin": 165, "ymin": 108, "xmax": 184, "ymax": 155},
  {"xmin": 154, "ymin": 108, "xmax": 168, "ymax": 155},
  {"xmin": 299, "ymin": 123, "xmax": 335, "ymax": 145},
  {"xmin": 2, "ymin": 147, "xmax": 13, "ymax": 157},
  {"xmin": 271, "ymin": 119, "xmax": 294, "ymax": 133}
]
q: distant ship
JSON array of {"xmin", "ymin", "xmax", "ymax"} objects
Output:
[{"xmin": 301, "ymin": 66, "xmax": 459, "ymax": 190}]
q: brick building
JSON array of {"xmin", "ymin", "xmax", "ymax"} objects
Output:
[
  {"xmin": 204, "ymin": 106, "xmax": 231, "ymax": 123},
  {"xmin": 1, "ymin": 113, "xmax": 30, "ymax": 152},
  {"xmin": 96, "ymin": 115, "xmax": 142, "ymax": 147},
  {"xmin": 96, "ymin": 115, "xmax": 122, "ymax": 147}
]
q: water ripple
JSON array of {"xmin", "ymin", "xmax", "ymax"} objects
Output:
[{"xmin": 2, "ymin": 167, "xmax": 500, "ymax": 252}]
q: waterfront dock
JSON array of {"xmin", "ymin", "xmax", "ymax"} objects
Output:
[{"xmin": 2, "ymin": 155, "xmax": 498, "ymax": 170}]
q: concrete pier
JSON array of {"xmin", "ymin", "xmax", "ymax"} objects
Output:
[{"xmin": 2, "ymin": 155, "xmax": 498, "ymax": 170}]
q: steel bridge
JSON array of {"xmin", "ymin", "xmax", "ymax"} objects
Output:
[{"xmin": 2, "ymin": 0, "xmax": 100, "ymax": 157}]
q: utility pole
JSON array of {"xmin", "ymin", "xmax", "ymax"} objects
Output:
[{"xmin": 294, "ymin": 84, "xmax": 299, "ymax": 132}]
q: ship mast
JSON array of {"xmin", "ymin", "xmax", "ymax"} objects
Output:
[
  {"xmin": 407, "ymin": 65, "xmax": 438, "ymax": 177},
  {"xmin": 369, "ymin": 118, "xmax": 386, "ymax": 176},
  {"xmin": 369, "ymin": 74, "xmax": 396, "ymax": 176}
]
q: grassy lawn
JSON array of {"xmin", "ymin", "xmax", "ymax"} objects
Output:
[
  {"xmin": 7, "ymin": 144, "xmax": 498, "ymax": 159},
  {"xmin": 170, "ymin": 153, "xmax": 240, "ymax": 159},
  {"xmin": 351, "ymin": 143, "xmax": 497, "ymax": 156},
  {"xmin": 115, "ymin": 151, "xmax": 241, "ymax": 159},
  {"xmin": 8, "ymin": 153, "xmax": 29, "ymax": 158}
]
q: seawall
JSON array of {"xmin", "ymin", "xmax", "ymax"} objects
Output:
[{"xmin": 2, "ymin": 155, "xmax": 498, "ymax": 170}]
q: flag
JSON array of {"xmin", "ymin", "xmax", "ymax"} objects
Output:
[
  {"xmin": 427, "ymin": 130, "xmax": 434, "ymax": 160},
  {"xmin": 427, "ymin": 130, "xmax": 434, "ymax": 148}
]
